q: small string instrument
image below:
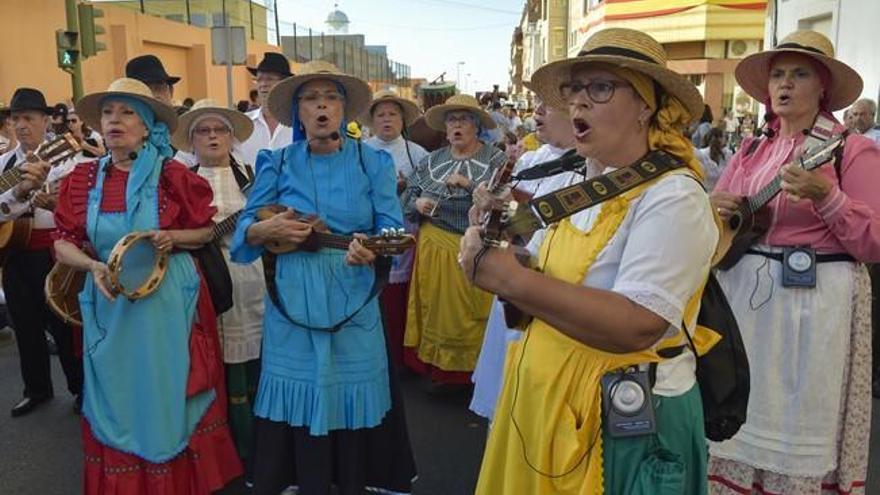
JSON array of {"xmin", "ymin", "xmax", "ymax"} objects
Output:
[
  {"xmin": 0, "ymin": 133, "xmax": 81, "ymax": 255},
  {"xmin": 479, "ymin": 155, "xmax": 533, "ymax": 328},
  {"xmin": 714, "ymin": 134, "xmax": 844, "ymax": 270},
  {"xmin": 256, "ymin": 205, "xmax": 415, "ymax": 255}
]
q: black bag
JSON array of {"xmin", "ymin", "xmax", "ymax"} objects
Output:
[
  {"xmin": 684, "ymin": 272, "xmax": 750, "ymax": 442},
  {"xmin": 192, "ymin": 241, "xmax": 234, "ymax": 315}
]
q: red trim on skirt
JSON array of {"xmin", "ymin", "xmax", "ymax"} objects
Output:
[
  {"xmin": 403, "ymin": 347, "xmax": 472, "ymax": 385},
  {"xmin": 708, "ymin": 475, "xmax": 866, "ymax": 495},
  {"xmin": 80, "ymin": 262, "xmax": 243, "ymax": 494}
]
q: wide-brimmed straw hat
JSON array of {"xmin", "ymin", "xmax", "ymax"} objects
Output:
[
  {"xmin": 171, "ymin": 99, "xmax": 254, "ymax": 152},
  {"xmin": 530, "ymin": 28, "xmax": 704, "ymax": 121},
  {"xmin": 360, "ymin": 90, "xmax": 421, "ymax": 127},
  {"xmin": 424, "ymin": 94, "xmax": 496, "ymax": 131},
  {"xmin": 77, "ymin": 78, "xmax": 178, "ymax": 132},
  {"xmin": 267, "ymin": 60, "xmax": 371, "ymax": 125},
  {"xmin": 735, "ymin": 30, "xmax": 862, "ymax": 111}
]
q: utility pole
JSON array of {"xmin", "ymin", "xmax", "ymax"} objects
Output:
[
  {"xmin": 63, "ymin": 0, "xmax": 84, "ymax": 101},
  {"xmin": 223, "ymin": 0, "xmax": 234, "ymax": 107}
]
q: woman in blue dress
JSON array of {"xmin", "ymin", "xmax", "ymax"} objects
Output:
[{"xmin": 230, "ymin": 60, "xmax": 416, "ymax": 495}]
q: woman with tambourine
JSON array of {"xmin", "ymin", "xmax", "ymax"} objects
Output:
[
  {"xmin": 172, "ymin": 98, "xmax": 264, "ymax": 476},
  {"xmin": 707, "ymin": 31, "xmax": 880, "ymax": 494},
  {"xmin": 230, "ymin": 61, "xmax": 415, "ymax": 495},
  {"xmin": 52, "ymin": 78, "xmax": 242, "ymax": 494}
]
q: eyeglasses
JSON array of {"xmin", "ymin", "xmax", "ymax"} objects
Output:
[
  {"xmin": 193, "ymin": 126, "xmax": 231, "ymax": 137},
  {"xmin": 444, "ymin": 113, "xmax": 476, "ymax": 124},
  {"xmin": 559, "ymin": 80, "xmax": 631, "ymax": 104},
  {"xmin": 298, "ymin": 92, "xmax": 345, "ymax": 103}
]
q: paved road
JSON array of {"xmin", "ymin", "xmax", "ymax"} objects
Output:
[{"xmin": 0, "ymin": 328, "xmax": 877, "ymax": 494}]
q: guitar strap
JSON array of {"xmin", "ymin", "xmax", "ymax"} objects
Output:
[
  {"xmin": 261, "ymin": 140, "xmax": 391, "ymax": 333},
  {"xmin": 3, "ymin": 153, "xmax": 17, "ymax": 173},
  {"xmin": 526, "ymin": 149, "xmax": 686, "ymax": 228}
]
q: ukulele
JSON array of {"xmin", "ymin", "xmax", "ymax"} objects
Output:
[
  {"xmin": 256, "ymin": 204, "xmax": 415, "ymax": 256},
  {"xmin": 0, "ymin": 133, "xmax": 81, "ymax": 255},
  {"xmin": 714, "ymin": 134, "xmax": 844, "ymax": 270},
  {"xmin": 479, "ymin": 155, "xmax": 534, "ymax": 328}
]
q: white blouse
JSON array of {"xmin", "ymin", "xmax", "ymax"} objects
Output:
[
  {"xmin": 196, "ymin": 165, "xmax": 265, "ymax": 364},
  {"xmin": 527, "ymin": 170, "xmax": 718, "ymax": 396}
]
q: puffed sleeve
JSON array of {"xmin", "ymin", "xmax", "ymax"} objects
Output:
[
  {"xmin": 364, "ymin": 147, "xmax": 404, "ymax": 233},
  {"xmin": 612, "ymin": 175, "xmax": 718, "ymax": 330},
  {"xmin": 160, "ymin": 161, "xmax": 217, "ymax": 229},
  {"xmin": 810, "ymin": 134, "xmax": 880, "ymax": 261},
  {"xmin": 52, "ymin": 162, "xmax": 96, "ymax": 247},
  {"xmin": 712, "ymin": 138, "xmax": 755, "ymax": 194},
  {"xmin": 230, "ymin": 148, "xmax": 281, "ymax": 263}
]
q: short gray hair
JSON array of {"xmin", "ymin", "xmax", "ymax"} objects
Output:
[{"xmin": 853, "ymin": 98, "xmax": 877, "ymax": 116}]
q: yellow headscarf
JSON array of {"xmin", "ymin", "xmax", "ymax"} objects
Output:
[{"xmin": 597, "ymin": 63, "xmax": 705, "ymax": 181}]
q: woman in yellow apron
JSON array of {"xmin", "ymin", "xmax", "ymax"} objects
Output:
[{"xmin": 459, "ymin": 28, "xmax": 718, "ymax": 494}]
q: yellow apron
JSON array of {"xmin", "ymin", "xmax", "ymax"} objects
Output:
[
  {"xmin": 404, "ymin": 222, "xmax": 495, "ymax": 371},
  {"xmin": 475, "ymin": 174, "xmax": 718, "ymax": 495}
]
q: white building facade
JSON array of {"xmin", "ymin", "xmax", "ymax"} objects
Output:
[{"xmin": 769, "ymin": 0, "xmax": 880, "ymax": 112}]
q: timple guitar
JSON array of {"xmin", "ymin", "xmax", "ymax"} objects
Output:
[
  {"xmin": 256, "ymin": 205, "xmax": 415, "ymax": 255},
  {"xmin": 714, "ymin": 134, "xmax": 844, "ymax": 270},
  {"xmin": 0, "ymin": 133, "xmax": 81, "ymax": 255}
]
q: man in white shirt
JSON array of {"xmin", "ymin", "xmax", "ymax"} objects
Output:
[
  {"xmin": 237, "ymin": 53, "xmax": 294, "ymax": 167},
  {"xmin": 0, "ymin": 88, "xmax": 82, "ymax": 417},
  {"xmin": 848, "ymin": 98, "xmax": 880, "ymax": 144}
]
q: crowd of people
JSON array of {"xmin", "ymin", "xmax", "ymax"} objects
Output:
[{"xmin": 0, "ymin": 25, "xmax": 878, "ymax": 495}]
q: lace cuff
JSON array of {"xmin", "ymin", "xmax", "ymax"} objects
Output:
[{"xmin": 614, "ymin": 280, "xmax": 684, "ymax": 328}]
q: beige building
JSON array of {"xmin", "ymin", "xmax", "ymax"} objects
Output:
[
  {"xmin": 510, "ymin": 0, "xmax": 768, "ymax": 120},
  {"xmin": 568, "ymin": 0, "xmax": 768, "ymax": 120},
  {"xmin": 509, "ymin": 0, "xmax": 569, "ymax": 107}
]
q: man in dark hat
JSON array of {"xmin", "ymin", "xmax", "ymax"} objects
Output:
[
  {"xmin": 125, "ymin": 54, "xmax": 181, "ymax": 105},
  {"xmin": 0, "ymin": 88, "xmax": 83, "ymax": 417},
  {"xmin": 238, "ymin": 52, "xmax": 293, "ymax": 166}
]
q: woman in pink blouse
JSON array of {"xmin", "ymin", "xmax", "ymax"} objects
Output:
[{"xmin": 708, "ymin": 31, "xmax": 880, "ymax": 495}]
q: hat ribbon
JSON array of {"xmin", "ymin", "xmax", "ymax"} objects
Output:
[
  {"xmin": 775, "ymin": 42, "xmax": 825, "ymax": 55},
  {"xmin": 577, "ymin": 46, "xmax": 661, "ymax": 65}
]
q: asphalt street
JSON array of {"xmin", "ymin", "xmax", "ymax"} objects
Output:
[{"xmin": 0, "ymin": 327, "xmax": 877, "ymax": 494}]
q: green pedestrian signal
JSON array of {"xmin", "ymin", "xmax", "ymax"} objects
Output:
[
  {"xmin": 55, "ymin": 29, "xmax": 80, "ymax": 70},
  {"xmin": 78, "ymin": 4, "xmax": 106, "ymax": 58}
]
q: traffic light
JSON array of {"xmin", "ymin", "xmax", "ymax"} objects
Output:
[
  {"xmin": 56, "ymin": 29, "xmax": 79, "ymax": 70},
  {"xmin": 78, "ymin": 4, "xmax": 106, "ymax": 58}
]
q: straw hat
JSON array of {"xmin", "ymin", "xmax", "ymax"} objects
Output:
[
  {"xmin": 267, "ymin": 60, "xmax": 371, "ymax": 126},
  {"xmin": 530, "ymin": 28, "xmax": 704, "ymax": 121},
  {"xmin": 360, "ymin": 90, "xmax": 421, "ymax": 127},
  {"xmin": 424, "ymin": 94, "xmax": 496, "ymax": 132},
  {"xmin": 171, "ymin": 99, "xmax": 254, "ymax": 152},
  {"xmin": 735, "ymin": 30, "xmax": 862, "ymax": 111},
  {"xmin": 77, "ymin": 78, "xmax": 178, "ymax": 132}
]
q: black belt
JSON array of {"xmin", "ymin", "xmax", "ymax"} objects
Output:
[{"xmin": 746, "ymin": 249, "xmax": 855, "ymax": 263}]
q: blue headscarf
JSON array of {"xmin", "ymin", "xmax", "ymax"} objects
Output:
[
  {"xmin": 289, "ymin": 81, "xmax": 349, "ymax": 143},
  {"xmin": 101, "ymin": 95, "xmax": 173, "ymax": 228}
]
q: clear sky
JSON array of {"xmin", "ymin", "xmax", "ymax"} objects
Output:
[{"xmin": 274, "ymin": 0, "xmax": 520, "ymax": 93}]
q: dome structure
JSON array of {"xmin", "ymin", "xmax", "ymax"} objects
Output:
[{"xmin": 325, "ymin": 4, "xmax": 350, "ymax": 34}]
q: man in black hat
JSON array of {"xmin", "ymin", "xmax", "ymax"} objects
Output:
[
  {"xmin": 0, "ymin": 88, "xmax": 83, "ymax": 417},
  {"xmin": 125, "ymin": 54, "xmax": 181, "ymax": 105},
  {"xmin": 238, "ymin": 52, "xmax": 293, "ymax": 166}
]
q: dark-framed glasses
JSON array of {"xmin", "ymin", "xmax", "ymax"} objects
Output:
[{"xmin": 559, "ymin": 80, "xmax": 630, "ymax": 104}]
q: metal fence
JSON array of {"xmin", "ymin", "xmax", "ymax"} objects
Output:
[{"xmin": 107, "ymin": 0, "xmax": 410, "ymax": 85}]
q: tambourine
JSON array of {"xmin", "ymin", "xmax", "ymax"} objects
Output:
[
  {"xmin": 106, "ymin": 231, "xmax": 169, "ymax": 300},
  {"xmin": 44, "ymin": 262, "xmax": 85, "ymax": 326}
]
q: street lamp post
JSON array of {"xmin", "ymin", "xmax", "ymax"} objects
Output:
[{"xmin": 456, "ymin": 61, "xmax": 465, "ymax": 89}]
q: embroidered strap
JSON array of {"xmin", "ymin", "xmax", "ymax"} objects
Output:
[{"xmin": 528, "ymin": 149, "xmax": 685, "ymax": 226}]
